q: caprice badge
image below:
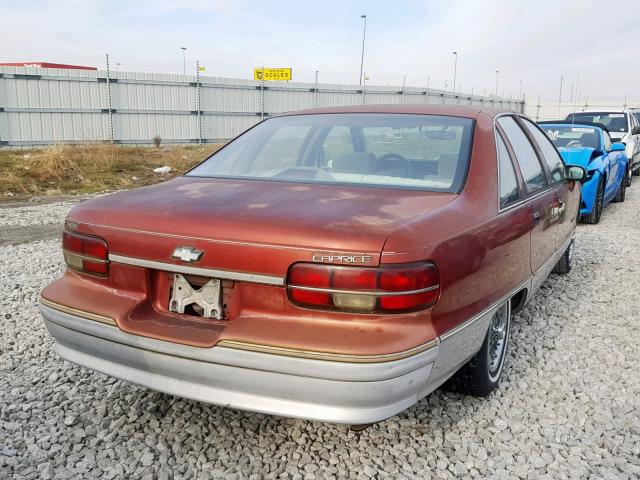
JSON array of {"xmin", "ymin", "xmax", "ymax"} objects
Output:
[
  {"xmin": 312, "ymin": 253, "xmax": 373, "ymax": 264},
  {"xmin": 172, "ymin": 246, "xmax": 204, "ymax": 263}
]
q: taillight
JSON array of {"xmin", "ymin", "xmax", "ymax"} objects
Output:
[
  {"xmin": 287, "ymin": 262, "xmax": 439, "ymax": 313},
  {"xmin": 62, "ymin": 230, "xmax": 109, "ymax": 276}
]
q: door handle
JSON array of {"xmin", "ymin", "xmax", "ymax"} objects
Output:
[{"xmin": 533, "ymin": 209, "xmax": 541, "ymax": 221}]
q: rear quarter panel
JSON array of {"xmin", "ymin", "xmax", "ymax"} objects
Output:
[{"xmin": 381, "ymin": 112, "xmax": 532, "ymax": 335}]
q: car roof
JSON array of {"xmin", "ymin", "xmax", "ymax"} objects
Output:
[{"xmin": 272, "ymin": 104, "xmax": 514, "ymax": 120}]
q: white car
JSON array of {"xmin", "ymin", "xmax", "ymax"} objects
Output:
[{"xmin": 566, "ymin": 110, "xmax": 640, "ymax": 185}]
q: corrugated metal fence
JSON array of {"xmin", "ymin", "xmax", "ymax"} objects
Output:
[{"xmin": 0, "ymin": 67, "xmax": 524, "ymax": 147}]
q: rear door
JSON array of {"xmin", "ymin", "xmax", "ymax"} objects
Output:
[
  {"xmin": 519, "ymin": 117, "xmax": 576, "ymax": 252},
  {"xmin": 497, "ymin": 115, "xmax": 556, "ymax": 274}
]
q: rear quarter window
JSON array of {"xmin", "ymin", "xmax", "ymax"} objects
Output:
[{"xmin": 497, "ymin": 116, "xmax": 548, "ymax": 193}]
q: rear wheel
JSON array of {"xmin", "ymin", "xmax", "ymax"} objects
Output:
[
  {"xmin": 582, "ymin": 177, "xmax": 604, "ymax": 224},
  {"xmin": 626, "ymin": 165, "xmax": 633, "ymax": 186},
  {"xmin": 553, "ymin": 238, "xmax": 574, "ymax": 274},
  {"xmin": 445, "ymin": 301, "xmax": 511, "ymax": 396}
]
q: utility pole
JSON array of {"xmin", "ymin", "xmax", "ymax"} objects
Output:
[
  {"xmin": 495, "ymin": 70, "xmax": 499, "ymax": 96},
  {"xmin": 359, "ymin": 15, "xmax": 367, "ymax": 85},
  {"xmin": 452, "ymin": 51, "xmax": 458, "ymax": 96},
  {"xmin": 180, "ymin": 47, "xmax": 187, "ymax": 75},
  {"xmin": 558, "ymin": 75, "xmax": 564, "ymax": 104}
]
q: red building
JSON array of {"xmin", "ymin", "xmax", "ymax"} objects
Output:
[{"xmin": 0, "ymin": 62, "xmax": 96, "ymax": 70}]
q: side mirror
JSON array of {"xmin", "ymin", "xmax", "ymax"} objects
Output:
[
  {"xmin": 567, "ymin": 165, "xmax": 587, "ymax": 183},
  {"xmin": 632, "ymin": 126, "xmax": 640, "ymax": 135},
  {"xmin": 609, "ymin": 142, "xmax": 626, "ymax": 152}
]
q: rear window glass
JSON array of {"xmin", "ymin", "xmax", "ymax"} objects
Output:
[{"xmin": 188, "ymin": 113, "xmax": 475, "ymax": 192}]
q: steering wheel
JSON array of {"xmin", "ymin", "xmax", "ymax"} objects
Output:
[
  {"xmin": 377, "ymin": 153, "xmax": 413, "ymax": 177},
  {"xmin": 566, "ymin": 140, "xmax": 582, "ymax": 148}
]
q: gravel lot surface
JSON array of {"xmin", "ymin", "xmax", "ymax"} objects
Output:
[{"xmin": 1, "ymin": 191, "xmax": 639, "ymax": 479}]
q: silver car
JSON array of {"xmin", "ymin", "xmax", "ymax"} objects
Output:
[{"xmin": 566, "ymin": 110, "xmax": 640, "ymax": 185}]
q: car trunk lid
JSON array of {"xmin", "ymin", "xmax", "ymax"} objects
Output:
[{"xmin": 69, "ymin": 176, "xmax": 456, "ymax": 278}]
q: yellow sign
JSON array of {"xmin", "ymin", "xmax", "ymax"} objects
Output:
[{"xmin": 254, "ymin": 67, "xmax": 292, "ymax": 81}]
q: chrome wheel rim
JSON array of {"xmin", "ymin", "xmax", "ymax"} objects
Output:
[{"xmin": 488, "ymin": 305, "xmax": 509, "ymax": 375}]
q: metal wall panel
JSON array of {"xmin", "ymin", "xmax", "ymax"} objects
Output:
[
  {"xmin": 0, "ymin": 67, "xmax": 524, "ymax": 146},
  {"xmin": 114, "ymin": 113, "xmax": 197, "ymax": 141},
  {"xmin": 3, "ymin": 112, "xmax": 109, "ymax": 142}
]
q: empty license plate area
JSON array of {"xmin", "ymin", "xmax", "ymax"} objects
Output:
[{"xmin": 169, "ymin": 273, "xmax": 223, "ymax": 320}]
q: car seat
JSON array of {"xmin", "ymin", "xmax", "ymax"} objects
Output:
[
  {"xmin": 331, "ymin": 153, "xmax": 377, "ymax": 174},
  {"xmin": 578, "ymin": 132, "xmax": 599, "ymax": 149}
]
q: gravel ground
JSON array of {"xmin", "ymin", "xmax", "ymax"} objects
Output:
[{"xmin": 1, "ymin": 190, "xmax": 639, "ymax": 480}]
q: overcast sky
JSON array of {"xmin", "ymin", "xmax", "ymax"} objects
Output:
[{"xmin": 1, "ymin": 0, "xmax": 638, "ymax": 103}]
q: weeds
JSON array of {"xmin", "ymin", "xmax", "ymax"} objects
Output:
[{"xmin": 0, "ymin": 143, "xmax": 219, "ymax": 198}]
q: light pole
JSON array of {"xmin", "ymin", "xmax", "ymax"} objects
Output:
[
  {"xmin": 518, "ymin": 80, "xmax": 523, "ymax": 99},
  {"xmin": 180, "ymin": 47, "xmax": 187, "ymax": 75},
  {"xmin": 452, "ymin": 51, "xmax": 458, "ymax": 95},
  {"xmin": 116, "ymin": 62, "xmax": 120, "ymax": 73},
  {"xmin": 558, "ymin": 75, "xmax": 564, "ymax": 104},
  {"xmin": 495, "ymin": 70, "xmax": 499, "ymax": 96},
  {"xmin": 359, "ymin": 15, "xmax": 367, "ymax": 85}
]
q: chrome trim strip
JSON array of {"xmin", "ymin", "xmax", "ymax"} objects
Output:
[
  {"xmin": 63, "ymin": 250, "xmax": 109, "ymax": 263},
  {"xmin": 439, "ymin": 278, "xmax": 530, "ymax": 341},
  {"xmin": 216, "ymin": 339, "xmax": 439, "ymax": 363},
  {"xmin": 108, "ymin": 254, "xmax": 285, "ymax": 286},
  {"xmin": 40, "ymin": 297, "xmax": 117, "ymax": 326},
  {"xmin": 287, "ymin": 284, "xmax": 440, "ymax": 297}
]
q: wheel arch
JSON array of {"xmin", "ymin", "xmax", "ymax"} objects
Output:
[{"xmin": 510, "ymin": 287, "xmax": 528, "ymax": 315}]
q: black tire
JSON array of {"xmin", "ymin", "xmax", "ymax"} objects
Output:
[
  {"xmin": 445, "ymin": 301, "xmax": 511, "ymax": 396},
  {"xmin": 582, "ymin": 177, "xmax": 604, "ymax": 224},
  {"xmin": 613, "ymin": 175, "xmax": 627, "ymax": 203},
  {"xmin": 553, "ymin": 238, "xmax": 574, "ymax": 274},
  {"xmin": 633, "ymin": 163, "xmax": 640, "ymax": 177},
  {"xmin": 626, "ymin": 165, "xmax": 633, "ymax": 186}
]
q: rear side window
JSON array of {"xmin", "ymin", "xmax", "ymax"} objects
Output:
[
  {"xmin": 521, "ymin": 119, "xmax": 566, "ymax": 184},
  {"xmin": 497, "ymin": 116, "xmax": 548, "ymax": 193},
  {"xmin": 497, "ymin": 133, "xmax": 520, "ymax": 208}
]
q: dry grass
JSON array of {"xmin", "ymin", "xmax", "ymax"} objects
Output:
[{"xmin": 0, "ymin": 143, "xmax": 220, "ymax": 198}]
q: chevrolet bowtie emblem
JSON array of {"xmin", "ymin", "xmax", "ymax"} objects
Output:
[{"xmin": 172, "ymin": 246, "xmax": 204, "ymax": 263}]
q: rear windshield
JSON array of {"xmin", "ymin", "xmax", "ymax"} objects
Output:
[
  {"xmin": 188, "ymin": 113, "xmax": 475, "ymax": 192},
  {"xmin": 566, "ymin": 112, "xmax": 628, "ymax": 133},
  {"xmin": 540, "ymin": 125, "xmax": 601, "ymax": 149}
]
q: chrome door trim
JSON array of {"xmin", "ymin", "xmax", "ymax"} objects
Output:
[
  {"xmin": 439, "ymin": 278, "xmax": 530, "ymax": 341},
  {"xmin": 109, "ymin": 254, "xmax": 285, "ymax": 286}
]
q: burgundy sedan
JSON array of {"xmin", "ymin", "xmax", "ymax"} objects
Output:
[{"xmin": 40, "ymin": 105, "xmax": 585, "ymax": 425}]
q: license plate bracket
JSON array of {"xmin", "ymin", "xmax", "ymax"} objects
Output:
[{"xmin": 169, "ymin": 273, "xmax": 223, "ymax": 320}]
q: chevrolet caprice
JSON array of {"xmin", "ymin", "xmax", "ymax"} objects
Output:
[{"xmin": 40, "ymin": 105, "xmax": 586, "ymax": 425}]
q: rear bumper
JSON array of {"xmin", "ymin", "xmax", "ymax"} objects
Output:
[{"xmin": 40, "ymin": 303, "xmax": 441, "ymax": 424}]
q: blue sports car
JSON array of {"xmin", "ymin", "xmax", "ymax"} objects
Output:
[{"xmin": 538, "ymin": 121, "xmax": 629, "ymax": 224}]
